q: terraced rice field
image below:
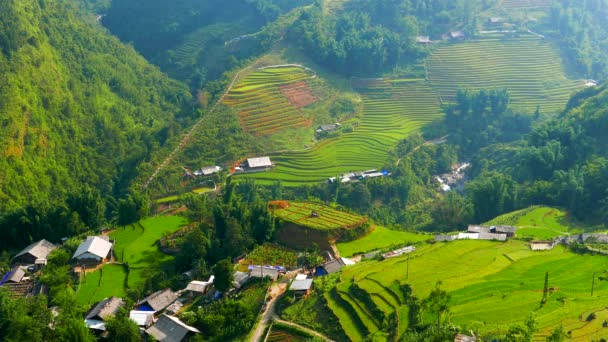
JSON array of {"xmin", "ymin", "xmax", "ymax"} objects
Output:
[
  {"xmin": 245, "ymin": 79, "xmax": 442, "ymax": 185},
  {"xmin": 427, "ymin": 36, "xmax": 583, "ymax": 113},
  {"xmin": 110, "ymin": 216, "xmax": 188, "ymax": 287},
  {"xmin": 323, "ymin": 240, "xmax": 608, "ymax": 340},
  {"xmin": 223, "ymin": 66, "xmax": 317, "ymax": 136},
  {"xmin": 500, "ymin": 0, "xmax": 549, "ymax": 8},
  {"xmin": 337, "ymin": 225, "xmax": 432, "ymax": 257},
  {"xmin": 76, "ymin": 264, "xmax": 127, "ymax": 306},
  {"xmin": 270, "ymin": 201, "xmax": 367, "ymax": 230}
]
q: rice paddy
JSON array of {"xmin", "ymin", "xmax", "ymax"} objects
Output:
[
  {"xmin": 76, "ymin": 264, "xmax": 127, "ymax": 306},
  {"xmin": 110, "ymin": 215, "xmax": 188, "ymax": 287},
  {"xmin": 316, "ymin": 239, "xmax": 608, "ymax": 340},
  {"xmin": 427, "ymin": 36, "xmax": 583, "ymax": 113},
  {"xmin": 244, "ymin": 78, "xmax": 443, "ymax": 185},
  {"xmin": 222, "ymin": 66, "xmax": 317, "ymax": 136},
  {"xmin": 270, "ymin": 201, "xmax": 367, "ymax": 230},
  {"xmin": 337, "ymin": 226, "xmax": 432, "ymax": 257}
]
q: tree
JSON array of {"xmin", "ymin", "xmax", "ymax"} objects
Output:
[
  {"xmin": 175, "ymin": 228, "xmax": 209, "ymax": 272},
  {"xmin": 546, "ymin": 325, "xmax": 567, "ymax": 342},
  {"xmin": 423, "ymin": 281, "xmax": 451, "ymax": 331},
  {"xmin": 212, "ymin": 258, "xmax": 234, "ymax": 292},
  {"xmin": 431, "ymin": 192, "xmax": 473, "ymax": 231},
  {"xmin": 105, "ymin": 308, "xmax": 140, "ymax": 342}
]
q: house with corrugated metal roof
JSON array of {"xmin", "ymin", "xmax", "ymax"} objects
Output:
[
  {"xmin": 137, "ymin": 289, "xmax": 179, "ymax": 313},
  {"xmin": 13, "ymin": 239, "xmax": 56, "ymax": 265},
  {"xmin": 145, "ymin": 314, "xmax": 200, "ymax": 342},
  {"xmin": 72, "ymin": 236, "xmax": 113, "ymax": 266},
  {"xmin": 84, "ymin": 296, "xmax": 125, "ymax": 331}
]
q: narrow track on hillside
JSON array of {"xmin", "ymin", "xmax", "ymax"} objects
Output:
[{"xmin": 143, "ymin": 64, "xmax": 318, "ymax": 189}]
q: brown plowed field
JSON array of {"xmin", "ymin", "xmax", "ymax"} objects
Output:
[{"xmin": 280, "ymin": 81, "xmax": 318, "ymax": 108}]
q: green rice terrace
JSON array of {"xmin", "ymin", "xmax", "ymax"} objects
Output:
[
  {"xmin": 316, "ymin": 239, "xmax": 608, "ymax": 341},
  {"xmin": 486, "ymin": 206, "xmax": 592, "ymax": 240},
  {"xmin": 269, "ymin": 201, "xmax": 367, "ymax": 230},
  {"xmin": 76, "ymin": 264, "xmax": 127, "ymax": 306},
  {"xmin": 337, "ymin": 225, "xmax": 432, "ymax": 257},
  {"xmin": 246, "ymin": 78, "xmax": 443, "ymax": 185},
  {"xmin": 109, "ymin": 215, "xmax": 189, "ymax": 287},
  {"xmin": 222, "ymin": 66, "xmax": 318, "ymax": 137},
  {"xmin": 427, "ymin": 36, "xmax": 583, "ymax": 113}
]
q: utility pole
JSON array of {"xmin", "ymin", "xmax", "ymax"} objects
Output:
[
  {"xmin": 591, "ymin": 272, "xmax": 596, "ymax": 296},
  {"xmin": 406, "ymin": 254, "xmax": 410, "ymax": 280}
]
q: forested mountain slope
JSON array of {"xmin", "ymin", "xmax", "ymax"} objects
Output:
[
  {"xmin": 0, "ymin": 0, "xmax": 194, "ymax": 249},
  {"xmin": 103, "ymin": 0, "xmax": 312, "ymax": 89},
  {"xmin": 468, "ymin": 84, "xmax": 608, "ymax": 223}
]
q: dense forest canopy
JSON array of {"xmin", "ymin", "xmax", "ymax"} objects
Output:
[{"xmin": 0, "ymin": 0, "xmax": 194, "ymax": 250}]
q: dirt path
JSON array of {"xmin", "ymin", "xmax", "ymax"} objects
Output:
[
  {"xmin": 272, "ymin": 319, "xmax": 336, "ymax": 342},
  {"xmin": 250, "ymin": 271, "xmax": 300, "ymax": 342},
  {"xmin": 143, "ymin": 66, "xmax": 253, "ymax": 189},
  {"xmin": 396, "ymin": 135, "xmax": 448, "ymax": 166}
]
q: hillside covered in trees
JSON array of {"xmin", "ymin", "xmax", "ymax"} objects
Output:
[{"xmin": 0, "ymin": 0, "xmax": 195, "ymax": 250}]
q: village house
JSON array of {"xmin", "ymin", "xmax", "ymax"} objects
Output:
[
  {"xmin": 145, "ymin": 314, "xmax": 200, "ymax": 342},
  {"xmin": 468, "ymin": 225, "xmax": 516, "ymax": 237},
  {"xmin": 4, "ymin": 266, "xmax": 25, "ymax": 284},
  {"xmin": 72, "ymin": 236, "xmax": 113, "ymax": 266},
  {"xmin": 530, "ymin": 240, "xmax": 555, "ymax": 251},
  {"xmin": 478, "ymin": 232, "xmax": 507, "ymax": 241},
  {"xmin": 450, "ymin": 30, "xmax": 466, "ymax": 40},
  {"xmin": 184, "ymin": 275, "xmax": 215, "ymax": 296},
  {"xmin": 250, "ymin": 266, "xmax": 280, "ymax": 281},
  {"xmin": 137, "ymin": 289, "xmax": 179, "ymax": 313},
  {"xmin": 434, "ymin": 234, "xmax": 457, "ymax": 242},
  {"xmin": 84, "ymin": 296, "xmax": 125, "ymax": 331},
  {"xmin": 129, "ymin": 310, "xmax": 154, "ymax": 329},
  {"xmin": 233, "ymin": 271, "xmax": 250, "ymax": 289},
  {"xmin": 315, "ymin": 123, "xmax": 341, "ymax": 135},
  {"xmin": 289, "ymin": 277, "xmax": 313, "ymax": 298},
  {"xmin": 488, "ymin": 17, "xmax": 503, "ymax": 25},
  {"xmin": 416, "ymin": 36, "xmax": 432, "ymax": 44},
  {"xmin": 236, "ymin": 157, "xmax": 274, "ymax": 173},
  {"xmin": 318, "ymin": 258, "xmax": 346, "ymax": 276},
  {"xmin": 12, "ymin": 239, "xmax": 56, "ymax": 266},
  {"xmin": 458, "ymin": 232, "xmax": 479, "ymax": 240},
  {"xmin": 194, "ymin": 165, "xmax": 222, "ymax": 177}
]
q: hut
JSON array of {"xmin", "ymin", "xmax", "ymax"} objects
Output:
[
  {"xmin": 13, "ymin": 239, "xmax": 56, "ymax": 265},
  {"xmin": 145, "ymin": 314, "xmax": 200, "ymax": 342}
]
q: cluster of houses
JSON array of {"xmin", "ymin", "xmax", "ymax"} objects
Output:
[
  {"xmin": 436, "ymin": 163, "xmax": 470, "ymax": 192},
  {"xmin": 435, "ymin": 225, "xmax": 517, "ymax": 243},
  {"xmin": 0, "ymin": 237, "xmax": 214, "ymax": 341},
  {"xmin": 327, "ymin": 169, "xmax": 391, "ymax": 184},
  {"xmin": 234, "ymin": 156, "xmax": 275, "ymax": 174},
  {"xmin": 82, "ymin": 277, "xmax": 213, "ymax": 341}
]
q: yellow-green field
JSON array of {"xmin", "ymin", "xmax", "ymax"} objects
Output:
[
  {"xmin": 320, "ymin": 240, "xmax": 608, "ymax": 340},
  {"xmin": 427, "ymin": 36, "xmax": 583, "ymax": 113},
  {"xmin": 337, "ymin": 226, "xmax": 432, "ymax": 257},
  {"xmin": 243, "ymin": 78, "xmax": 443, "ymax": 185}
]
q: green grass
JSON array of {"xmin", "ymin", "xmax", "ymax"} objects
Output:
[
  {"xmin": 243, "ymin": 78, "xmax": 443, "ymax": 185},
  {"xmin": 427, "ymin": 36, "xmax": 583, "ymax": 113},
  {"xmin": 318, "ymin": 239, "xmax": 608, "ymax": 339},
  {"xmin": 110, "ymin": 216, "xmax": 188, "ymax": 287},
  {"xmin": 271, "ymin": 201, "xmax": 367, "ymax": 230},
  {"xmin": 76, "ymin": 264, "xmax": 127, "ymax": 306},
  {"xmin": 486, "ymin": 206, "xmax": 590, "ymax": 240},
  {"xmin": 337, "ymin": 226, "xmax": 432, "ymax": 257}
]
